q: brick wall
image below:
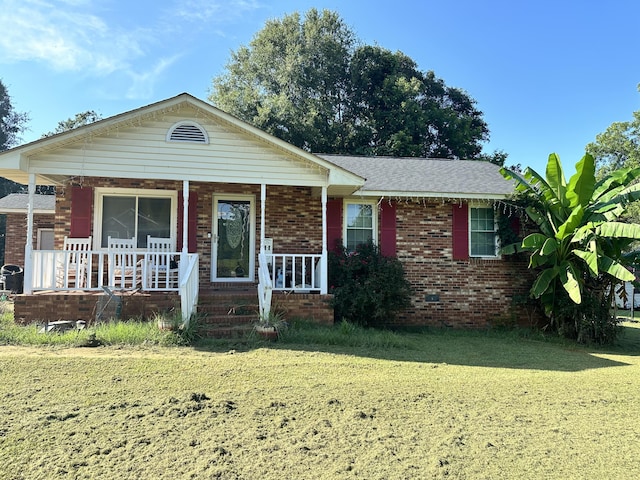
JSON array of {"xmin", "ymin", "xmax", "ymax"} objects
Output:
[
  {"xmin": 32, "ymin": 178, "xmax": 538, "ymax": 329},
  {"xmin": 273, "ymin": 292, "xmax": 334, "ymax": 325},
  {"xmin": 55, "ymin": 179, "xmax": 321, "ymax": 286},
  {"xmin": 392, "ymin": 200, "xmax": 537, "ymax": 328},
  {"xmin": 14, "ymin": 291, "xmax": 179, "ymax": 325}
]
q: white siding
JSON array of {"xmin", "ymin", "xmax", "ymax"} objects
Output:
[{"xmin": 27, "ymin": 107, "xmax": 328, "ymax": 186}]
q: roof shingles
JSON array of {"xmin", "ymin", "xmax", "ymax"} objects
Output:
[{"xmin": 317, "ymin": 154, "xmax": 514, "ymax": 198}]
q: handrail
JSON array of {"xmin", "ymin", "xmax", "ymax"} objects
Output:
[
  {"xmin": 258, "ymin": 250, "xmax": 273, "ymax": 319},
  {"xmin": 179, "ymin": 254, "xmax": 199, "ymax": 326}
]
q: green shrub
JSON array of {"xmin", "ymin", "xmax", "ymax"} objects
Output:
[
  {"xmin": 551, "ymin": 289, "xmax": 620, "ymax": 345},
  {"xmin": 328, "ymin": 241, "xmax": 412, "ymax": 327}
]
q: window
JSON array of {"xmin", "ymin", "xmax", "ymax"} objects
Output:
[
  {"xmin": 470, "ymin": 207, "xmax": 497, "ymax": 257},
  {"xmin": 344, "ymin": 200, "xmax": 377, "ymax": 252},
  {"xmin": 94, "ymin": 188, "xmax": 177, "ymax": 249}
]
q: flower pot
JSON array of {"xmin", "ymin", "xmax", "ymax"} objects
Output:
[
  {"xmin": 255, "ymin": 324, "xmax": 278, "ymax": 340},
  {"xmin": 158, "ymin": 318, "xmax": 178, "ymax": 331}
]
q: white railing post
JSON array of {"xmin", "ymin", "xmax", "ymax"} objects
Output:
[
  {"xmin": 23, "ymin": 174, "xmax": 36, "ymax": 294},
  {"xmin": 320, "ymin": 185, "xmax": 328, "ymax": 294}
]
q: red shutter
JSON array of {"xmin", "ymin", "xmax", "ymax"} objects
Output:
[
  {"xmin": 452, "ymin": 202, "xmax": 469, "ymax": 260},
  {"xmin": 177, "ymin": 191, "xmax": 198, "ymax": 253},
  {"xmin": 510, "ymin": 215, "xmax": 521, "ymax": 237},
  {"xmin": 379, "ymin": 201, "xmax": 396, "ymax": 257},
  {"xmin": 326, "ymin": 199, "xmax": 343, "ymax": 253},
  {"xmin": 70, "ymin": 186, "xmax": 93, "ymax": 238}
]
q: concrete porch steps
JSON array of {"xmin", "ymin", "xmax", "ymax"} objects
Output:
[{"xmin": 195, "ymin": 287, "xmax": 259, "ymax": 338}]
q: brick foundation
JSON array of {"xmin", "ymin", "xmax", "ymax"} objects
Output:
[
  {"xmin": 272, "ymin": 292, "xmax": 334, "ymax": 325},
  {"xmin": 13, "ymin": 291, "xmax": 179, "ymax": 325}
]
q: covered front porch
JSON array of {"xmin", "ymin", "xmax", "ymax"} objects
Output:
[{"xmin": 0, "ymin": 94, "xmax": 364, "ymax": 327}]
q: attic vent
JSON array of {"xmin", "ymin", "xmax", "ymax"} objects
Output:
[{"xmin": 167, "ymin": 121, "xmax": 209, "ymax": 144}]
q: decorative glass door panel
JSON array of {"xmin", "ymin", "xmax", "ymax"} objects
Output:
[{"xmin": 212, "ymin": 196, "xmax": 255, "ymax": 281}]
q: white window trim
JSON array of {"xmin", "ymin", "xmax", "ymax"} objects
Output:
[
  {"xmin": 343, "ymin": 199, "xmax": 378, "ymax": 251},
  {"xmin": 468, "ymin": 204, "xmax": 500, "ymax": 258},
  {"xmin": 93, "ymin": 187, "xmax": 178, "ymax": 250}
]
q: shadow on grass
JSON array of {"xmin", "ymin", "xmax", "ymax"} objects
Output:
[{"xmin": 193, "ymin": 321, "xmax": 640, "ymax": 373}]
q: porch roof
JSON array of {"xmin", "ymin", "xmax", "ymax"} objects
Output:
[
  {"xmin": 0, "ymin": 93, "xmax": 364, "ymax": 196},
  {"xmin": 318, "ymin": 154, "xmax": 516, "ymax": 200}
]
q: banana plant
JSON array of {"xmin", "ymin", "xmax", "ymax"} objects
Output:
[{"xmin": 501, "ymin": 153, "xmax": 640, "ymax": 317}]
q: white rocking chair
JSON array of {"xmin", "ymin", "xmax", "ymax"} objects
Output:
[
  {"xmin": 108, "ymin": 236, "xmax": 140, "ymax": 289},
  {"xmin": 57, "ymin": 236, "xmax": 92, "ymax": 289},
  {"xmin": 146, "ymin": 236, "xmax": 178, "ymax": 289}
]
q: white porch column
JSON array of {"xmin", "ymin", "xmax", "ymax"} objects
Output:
[
  {"xmin": 260, "ymin": 183, "xmax": 266, "ymax": 252},
  {"xmin": 320, "ymin": 185, "xmax": 328, "ymax": 294},
  {"xmin": 181, "ymin": 180, "xmax": 189, "ymax": 266},
  {"xmin": 23, "ymin": 174, "xmax": 36, "ymax": 294}
]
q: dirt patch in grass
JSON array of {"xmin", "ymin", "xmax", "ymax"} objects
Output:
[{"xmin": 2, "ymin": 331, "xmax": 640, "ymax": 479}]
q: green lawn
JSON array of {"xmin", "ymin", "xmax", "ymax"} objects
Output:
[{"xmin": 1, "ymin": 321, "xmax": 640, "ymax": 479}]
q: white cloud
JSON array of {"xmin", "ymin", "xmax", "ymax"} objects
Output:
[
  {"xmin": 171, "ymin": 0, "xmax": 262, "ymax": 23},
  {"xmin": 0, "ymin": 0, "xmax": 145, "ymax": 74},
  {"xmin": 125, "ymin": 55, "xmax": 181, "ymax": 100}
]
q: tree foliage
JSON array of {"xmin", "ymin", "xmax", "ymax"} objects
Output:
[
  {"xmin": 210, "ymin": 8, "xmax": 490, "ymax": 159},
  {"xmin": 586, "ymin": 100, "xmax": 640, "ymax": 175},
  {"xmin": 0, "ymin": 80, "xmax": 29, "ymax": 152},
  {"xmin": 501, "ymin": 153, "xmax": 640, "ymax": 344},
  {"xmin": 41, "ymin": 110, "xmax": 103, "ymax": 138}
]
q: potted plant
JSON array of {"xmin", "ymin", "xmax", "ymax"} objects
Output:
[{"xmin": 254, "ymin": 308, "xmax": 286, "ymax": 340}]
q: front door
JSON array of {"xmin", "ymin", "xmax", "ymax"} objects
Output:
[{"xmin": 212, "ymin": 195, "xmax": 255, "ymax": 282}]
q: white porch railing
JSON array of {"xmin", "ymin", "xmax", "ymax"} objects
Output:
[
  {"xmin": 31, "ymin": 249, "xmax": 199, "ymax": 323},
  {"xmin": 32, "ymin": 250, "xmax": 188, "ymax": 291},
  {"xmin": 267, "ymin": 253, "xmax": 323, "ymax": 292}
]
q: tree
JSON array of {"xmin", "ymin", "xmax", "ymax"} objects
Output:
[
  {"xmin": 501, "ymin": 153, "xmax": 640, "ymax": 344},
  {"xmin": 586, "ymin": 92, "xmax": 640, "ymax": 223},
  {"xmin": 0, "ymin": 80, "xmax": 29, "ymax": 152},
  {"xmin": 586, "ymin": 95, "xmax": 640, "ymax": 175},
  {"xmin": 210, "ymin": 9, "xmax": 490, "ymax": 159},
  {"xmin": 41, "ymin": 110, "xmax": 103, "ymax": 137}
]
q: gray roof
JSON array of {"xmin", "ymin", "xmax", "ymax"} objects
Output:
[
  {"xmin": 317, "ymin": 154, "xmax": 515, "ymax": 199},
  {"xmin": 0, "ymin": 193, "xmax": 55, "ymax": 214}
]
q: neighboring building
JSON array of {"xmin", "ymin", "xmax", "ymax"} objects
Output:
[
  {"xmin": 0, "ymin": 93, "xmax": 534, "ymax": 330},
  {"xmin": 0, "ymin": 193, "xmax": 55, "ymax": 266}
]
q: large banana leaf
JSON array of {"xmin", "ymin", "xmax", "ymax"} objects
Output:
[
  {"xmin": 600, "ymin": 256, "xmax": 636, "ymax": 282},
  {"xmin": 556, "ymin": 205, "xmax": 584, "ymax": 240},
  {"xmin": 596, "ymin": 222, "xmax": 640, "ymax": 240},
  {"xmin": 541, "ymin": 237, "xmax": 558, "ymax": 256},
  {"xmin": 566, "ymin": 154, "xmax": 595, "ymax": 208},
  {"xmin": 573, "ymin": 248, "xmax": 598, "ymax": 276},
  {"xmin": 531, "ymin": 267, "xmax": 558, "ymax": 298},
  {"xmin": 593, "ymin": 166, "xmax": 640, "ymax": 201},
  {"xmin": 559, "ymin": 261, "xmax": 581, "ymax": 304},
  {"xmin": 522, "ymin": 233, "xmax": 547, "ymax": 250},
  {"xmin": 545, "ymin": 153, "xmax": 569, "ymax": 207}
]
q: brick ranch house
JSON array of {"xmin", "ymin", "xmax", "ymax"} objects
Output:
[{"xmin": 0, "ymin": 93, "xmax": 535, "ymax": 332}]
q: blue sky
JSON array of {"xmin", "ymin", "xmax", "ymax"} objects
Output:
[{"xmin": 1, "ymin": 0, "xmax": 639, "ymax": 173}]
